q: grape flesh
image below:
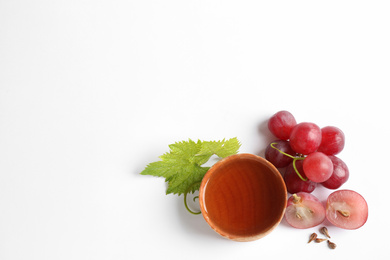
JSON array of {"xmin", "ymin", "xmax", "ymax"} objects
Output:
[
  {"xmin": 267, "ymin": 111, "xmax": 297, "ymax": 140},
  {"xmin": 289, "ymin": 122, "xmax": 322, "ymax": 155},
  {"xmin": 284, "ymin": 160, "xmax": 317, "ymax": 194},
  {"xmin": 321, "ymin": 156, "xmax": 349, "ymax": 189},
  {"xmin": 326, "ymin": 190, "xmax": 368, "ymax": 230},
  {"xmin": 285, "ymin": 192, "xmax": 326, "ymax": 229},
  {"xmin": 317, "ymin": 126, "xmax": 345, "ymax": 155},
  {"xmin": 302, "ymin": 152, "xmax": 333, "ymax": 183},
  {"xmin": 265, "ymin": 140, "xmax": 296, "ymax": 168}
]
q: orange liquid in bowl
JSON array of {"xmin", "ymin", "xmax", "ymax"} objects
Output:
[{"xmin": 199, "ymin": 154, "xmax": 287, "ymax": 241}]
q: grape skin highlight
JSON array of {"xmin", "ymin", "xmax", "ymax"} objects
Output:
[
  {"xmin": 303, "ymin": 152, "xmax": 333, "ymax": 183},
  {"xmin": 321, "ymin": 156, "xmax": 349, "ymax": 189},
  {"xmin": 289, "ymin": 122, "xmax": 322, "ymax": 155},
  {"xmin": 267, "ymin": 111, "xmax": 297, "ymax": 141},
  {"xmin": 317, "ymin": 126, "xmax": 345, "ymax": 155},
  {"xmin": 265, "ymin": 140, "xmax": 295, "ymax": 168}
]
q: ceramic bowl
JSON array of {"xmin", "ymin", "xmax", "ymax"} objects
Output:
[{"xmin": 199, "ymin": 153, "xmax": 287, "ymax": 241}]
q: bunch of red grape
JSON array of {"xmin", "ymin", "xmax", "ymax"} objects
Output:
[{"xmin": 265, "ymin": 111, "xmax": 368, "ymax": 230}]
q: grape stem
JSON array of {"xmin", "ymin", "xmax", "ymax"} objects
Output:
[
  {"xmin": 292, "ymin": 158, "xmax": 308, "ymax": 181},
  {"xmin": 292, "ymin": 193, "xmax": 301, "ymax": 203},
  {"xmin": 270, "ymin": 142, "xmax": 308, "ymax": 181}
]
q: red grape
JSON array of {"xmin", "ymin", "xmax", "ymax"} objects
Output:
[
  {"xmin": 289, "ymin": 122, "xmax": 322, "ymax": 155},
  {"xmin": 265, "ymin": 140, "xmax": 296, "ymax": 168},
  {"xmin": 317, "ymin": 126, "xmax": 345, "ymax": 155},
  {"xmin": 268, "ymin": 111, "xmax": 297, "ymax": 140},
  {"xmin": 265, "ymin": 111, "xmax": 366, "ymax": 231},
  {"xmin": 284, "ymin": 160, "xmax": 317, "ymax": 194},
  {"xmin": 285, "ymin": 192, "xmax": 326, "ymax": 229},
  {"xmin": 321, "ymin": 156, "xmax": 349, "ymax": 189},
  {"xmin": 302, "ymin": 152, "xmax": 333, "ymax": 183},
  {"xmin": 326, "ymin": 190, "xmax": 368, "ymax": 229}
]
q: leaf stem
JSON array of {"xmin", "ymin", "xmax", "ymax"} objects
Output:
[{"xmin": 184, "ymin": 182, "xmax": 202, "ymax": 215}]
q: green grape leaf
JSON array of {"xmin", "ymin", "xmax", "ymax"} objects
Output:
[{"xmin": 140, "ymin": 137, "xmax": 241, "ymax": 195}]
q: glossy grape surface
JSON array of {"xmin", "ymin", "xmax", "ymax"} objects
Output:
[
  {"xmin": 302, "ymin": 152, "xmax": 333, "ymax": 183},
  {"xmin": 317, "ymin": 126, "xmax": 345, "ymax": 155},
  {"xmin": 284, "ymin": 160, "xmax": 317, "ymax": 194},
  {"xmin": 267, "ymin": 111, "xmax": 297, "ymax": 140},
  {"xmin": 265, "ymin": 140, "xmax": 295, "ymax": 168},
  {"xmin": 321, "ymin": 156, "xmax": 349, "ymax": 189},
  {"xmin": 289, "ymin": 122, "xmax": 322, "ymax": 155}
]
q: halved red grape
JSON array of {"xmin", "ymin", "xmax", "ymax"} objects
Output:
[
  {"xmin": 321, "ymin": 156, "xmax": 349, "ymax": 189},
  {"xmin": 284, "ymin": 160, "xmax": 317, "ymax": 194},
  {"xmin": 268, "ymin": 111, "xmax": 297, "ymax": 140},
  {"xmin": 326, "ymin": 190, "xmax": 368, "ymax": 230},
  {"xmin": 303, "ymin": 152, "xmax": 333, "ymax": 183},
  {"xmin": 285, "ymin": 192, "xmax": 326, "ymax": 229},
  {"xmin": 289, "ymin": 122, "xmax": 321, "ymax": 155},
  {"xmin": 317, "ymin": 126, "xmax": 345, "ymax": 155},
  {"xmin": 265, "ymin": 140, "xmax": 296, "ymax": 168}
]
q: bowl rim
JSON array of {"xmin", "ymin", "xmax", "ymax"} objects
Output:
[{"xmin": 198, "ymin": 153, "xmax": 287, "ymax": 242}]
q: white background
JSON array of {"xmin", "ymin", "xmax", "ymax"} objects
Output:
[{"xmin": 1, "ymin": 1, "xmax": 389, "ymax": 259}]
